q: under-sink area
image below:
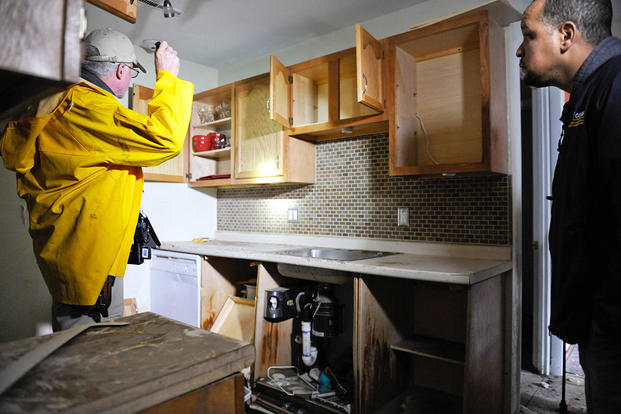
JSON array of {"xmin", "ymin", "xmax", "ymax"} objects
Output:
[{"xmin": 276, "ymin": 247, "xmax": 395, "ymax": 261}]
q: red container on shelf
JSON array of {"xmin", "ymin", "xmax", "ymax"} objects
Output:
[{"xmin": 192, "ymin": 134, "xmax": 213, "ymax": 152}]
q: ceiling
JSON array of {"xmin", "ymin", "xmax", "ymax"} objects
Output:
[{"xmin": 85, "ymin": 0, "xmax": 426, "ymax": 69}]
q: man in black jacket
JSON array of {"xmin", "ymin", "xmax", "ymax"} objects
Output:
[{"xmin": 517, "ymin": 0, "xmax": 621, "ymax": 412}]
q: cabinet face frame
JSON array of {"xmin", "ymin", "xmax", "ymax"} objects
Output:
[
  {"xmin": 356, "ymin": 24, "xmax": 384, "ymax": 112},
  {"xmin": 187, "ymin": 83, "xmax": 235, "ymax": 186},
  {"xmin": 387, "ymin": 11, "xmax": 507, "ymax": 176}
]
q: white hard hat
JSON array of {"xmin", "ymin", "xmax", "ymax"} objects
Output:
[{"xmin": 84, "ymin": 28, "xmax": 146, "ymax": 73}]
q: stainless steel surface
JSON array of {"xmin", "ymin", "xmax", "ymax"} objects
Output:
[{"xmin": 276, "ymin": 248, "xmax": 394, "ymax": 261}]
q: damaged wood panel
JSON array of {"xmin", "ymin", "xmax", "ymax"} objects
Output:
[
  {"xmin": 253, "ymin": 263, "xmax": 293, "ymax": 380},
  {"xmin": 355, "ymin": 275, "xmax": 411, "ymax": 413},
  {"xmin": 463, "ymin": 273, "xmax": 504, "ymax": 414},
  {"xmin": 138, "ymin": 373, "xmax": 245, "ymax": 414},
  {"xmin": 0, "ymin": 312, "xmax": 254, "ymax": 413},
  {"xmin": 200, "ymin": 257, "xmax": 256, "ymax": 331}
]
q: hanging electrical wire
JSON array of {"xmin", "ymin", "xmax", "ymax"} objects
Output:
[{"xmin": 415, "ymin": 113, "xmax": 439, "ymax": 165}]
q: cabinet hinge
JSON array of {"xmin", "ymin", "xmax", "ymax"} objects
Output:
[
  {"xmin": 288, "ymin": 117, "xmax": 293, "ymax": 126},
  {"xmin": 288, "ymin": 75, "xmax": 293, "ymax": 84},
  {"xmin": 185, "ymin": 172, "xmax": 192, "ymax": 180},
  {"xmin": 382, "ymin": 50, "xmax": 385, "ymax": 59}
]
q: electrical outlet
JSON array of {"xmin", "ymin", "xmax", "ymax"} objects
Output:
[
  {"xmin": 288, "ymin": 208, "xmax": 299, "ymax": 222},
  {"xmin": 398, "ymin": 208, "xmax": 409, "ymax": 227}
]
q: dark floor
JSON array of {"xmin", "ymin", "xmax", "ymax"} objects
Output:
[{"xmin": 520, "ymin": 346, "xmax": 586, "ymax": 414}]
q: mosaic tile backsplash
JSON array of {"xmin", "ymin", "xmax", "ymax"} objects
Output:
[{"xmin": 217, "ymin": 133, "xmax": 511, "ymax": 245}]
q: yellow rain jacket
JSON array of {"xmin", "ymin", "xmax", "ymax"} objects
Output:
[{"xmin": 1, "ymin": 70, "xmax": 193, "ymax": 306}]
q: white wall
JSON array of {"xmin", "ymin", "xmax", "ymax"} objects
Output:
[{"xmin": 0, "ymin": 50, "xmax": 218, "ymax": 342}]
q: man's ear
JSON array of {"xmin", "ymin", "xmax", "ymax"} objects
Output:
[
  {"xmin": 115, "ymin": 63, "xmax": 126, "ymax": 80},
  {"xmin": 559, "ymin": 21, "xmax": 578, "ymax": 53}
]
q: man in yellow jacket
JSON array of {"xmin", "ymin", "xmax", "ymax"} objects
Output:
[{"xmin": 1, "ymin": 28, "xmax": 194, "ymax": 330}]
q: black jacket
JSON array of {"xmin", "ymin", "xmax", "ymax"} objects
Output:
[{"xmin": 549, "ymin": 37, "xmax": 621, "ymax": 344}]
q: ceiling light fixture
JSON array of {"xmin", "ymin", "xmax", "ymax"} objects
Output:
[{"xmin": 137, "ymin": 0, "xmax": 183, "ymax": 18}]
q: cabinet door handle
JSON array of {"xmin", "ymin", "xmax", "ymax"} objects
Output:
[
  {"xmin": 267, "ymin": 98, "xmax": 271, "ymax": 113},
  {"xmin": 276, "ymin": 155, "xmax": 279, "ymax": 170},
  {"xmin": 361, "ymin": 73, "xmax": 368, "ymax": 95}
]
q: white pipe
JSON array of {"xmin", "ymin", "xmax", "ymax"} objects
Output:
[{"xmin": 301, "ymin": 321, "xmax": 317, "ymax": 366}]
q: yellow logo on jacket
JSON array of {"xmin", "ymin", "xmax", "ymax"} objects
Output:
[{"xmin": 568, "ymin": 111, "xmax": 585, "ymax": 127}]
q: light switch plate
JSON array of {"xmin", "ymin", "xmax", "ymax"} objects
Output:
[
  {"xmin": 288, "ymin": 208, "xmax": 299, "ymax": 222},
  {"xmin": 398, "ymin": 207, "xmax": 409, "ymax": 227}
]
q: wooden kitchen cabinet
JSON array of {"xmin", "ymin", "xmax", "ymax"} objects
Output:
[
  {"xmin": 386, "ymin": 10, "xmax": 508, "ymax": 175},
  {"xmin": 187, "ymin": 84, "xmax": 235, "ymax": 186},
  {"xmin": 131, "ymin": 78, "xmax": 314, "ymax": 187},
  {"xmin": 269, "ymin": 25, "xmax": 388, "ymax": 141},
  {"xmin": 355, "ymin": 274, "xmax": 506, "ymax": 414},
  {"xmin": 86, "ymin": 0, "xmax": 137, "ymax": 23},
  {"xmin": 0, "ymin": 0, "xmax": 83, "ymax": 125}
]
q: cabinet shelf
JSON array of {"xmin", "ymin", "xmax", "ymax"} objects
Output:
[
  {"xmin": 194, "ymin": 117, "xmax": 232, "ymax": 129},
  {"xmin": 193, "ymin": 147, "xmax": 231, "ymax": 159},
  {"xmin": 391, "ymin": 335, "xmax": 465, "ymax": 365}
]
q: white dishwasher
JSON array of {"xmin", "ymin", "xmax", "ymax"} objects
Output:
[{"xmin": 150, "ymin": 250, "xmax": 201, "ymax": 328}]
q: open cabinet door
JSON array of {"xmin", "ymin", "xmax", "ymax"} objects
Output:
[
  {"xmin": 356, "ymin": 24, "xmax": 384, "ymax": 112},
  {"xmin": 270, "ymin": 55, "xmax": 291, "ymax": 128},
  {"xmin": 130, "ymin": 84, "xmax": 187, "ymax": 182}
]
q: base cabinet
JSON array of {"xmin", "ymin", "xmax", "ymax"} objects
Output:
[
  {"xmin": 355, "ymin": 273, "xmax": 506, "ymax": 414},
  {"xmin": 200, "ymin": 256, "xmax": 508, "ymax": 413}
]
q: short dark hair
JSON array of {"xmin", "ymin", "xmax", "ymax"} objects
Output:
[{"xmin": 540, "ymin": 0, "xmax": 612, "ymax": 45}]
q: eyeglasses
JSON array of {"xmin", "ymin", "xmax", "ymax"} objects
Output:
[
  {"xmin": 129, "ymin": 65, "xmax": 140, "ymax": 78},
  {"xmin": 120, "ymin": 63, "xmax": 140, "ymax": 78}
]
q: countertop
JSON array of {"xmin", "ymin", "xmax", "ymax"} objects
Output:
[{"xmin": 161, "ymin": 238, "xmax": 512, "ymax": 285}]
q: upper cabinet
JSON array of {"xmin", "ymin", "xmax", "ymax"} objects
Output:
[
  {"xmin": 269, "ymin": 25, "xmax": 388, "ymax": 141},
  {"xmin": 132, "ymin": 75, "xmax": 315, "ymax": 188},
  {"xmin": 387, "ymin": 11, "xmax": 508, "ymax": 176},
  {"xmin": 0, "ymin": 0, "xmax": 83, "ymax": 125},
  {"xmin": 86, "ymin": 0, "xmax": 137, "ymax": 23}
]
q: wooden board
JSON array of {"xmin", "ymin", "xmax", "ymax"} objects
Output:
[
  {"xmin": 354, "ymin": 275, "xmax": 411, "ymax": 414},
  {"xmin": 356, "ymin": 24, "xmax": 384, "ymax": 112},
  {"xmin": 210, "ymin": 296, "xmax": 256, "ymax": 343},
  {"xmin": 0, "ymin": 312, "xmax": 254, "ymax": 413},
  {"xmin": 463, "ymin": 274, "xmax": 504, "ymax": 414},
  {"xmin": 391, "ymin": 335, "xmax": 465, "ymax": 365},
  {"xmin": 253, "ymin": 264, "xmax": 293, "ymax": 380},
  {"xmin": 235, "ymin": 76, "xmax": 284, "ymax": 179},
  {"xmin": 86, "ymin": 0, "xmax": 136, "ymax": 24},
  {"xmin": 415, "ymin": 49, "xmax": 483, "ymax": 166},
  {"xmin": 270, "ymin": 55, "xmax": 290, "ymax": 128},
  {"xmin": 200, "ymin": 257, "xmax": 257, "ymax": 331},
  {"xmin": 139, "ymin": 374, "xmax": 245, "ymax": 414},
  {"xmin": 394, "ymin": 45, "xmax": 418, "ymax": 168}
]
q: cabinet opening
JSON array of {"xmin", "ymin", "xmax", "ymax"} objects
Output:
[
  {"xmin": 190, "ymin": 88, "xmax": 233, "ymax": 183},
  {"xmin": 339, "ymin": 53, "xmax": 380, "ymax": 120},
  {"xmin": 394, "ymin": 23, "xmax": 483, "ymax": 169},
  {"xmin": 292, "ymin": 62, "xmax": 330, "ymax": 127}
]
